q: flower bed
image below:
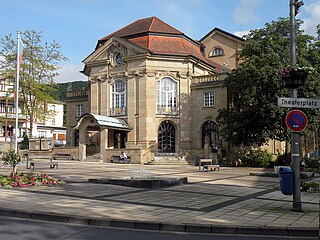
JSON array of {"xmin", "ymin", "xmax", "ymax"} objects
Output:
[{"xmin": 0, "ymin": 173, "xmax": 65, "ymax": 189}]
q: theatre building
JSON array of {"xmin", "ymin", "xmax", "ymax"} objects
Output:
[{"xmin": 72, "ymin": 16, "xmax": 244, "ymax": 163}]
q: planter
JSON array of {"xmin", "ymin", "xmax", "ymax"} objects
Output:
[{"xmin": 282, "ymin": 69, "xmax": 308, "ymax": 88}]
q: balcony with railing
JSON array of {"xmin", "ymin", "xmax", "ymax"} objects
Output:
[
  {"xmin": 0, "ymin": 106, "xmax": 15, "ymax": 114},
  {"xmin": 157, "ymin": 105, "xmax": 178, "ymax": 115},
  {"xmin": 110, "ymin": 107, "xmax": 127, "ymax": 116}
]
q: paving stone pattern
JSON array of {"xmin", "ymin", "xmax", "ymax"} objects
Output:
[{"xmin": 0, "ymin": 160, "xmax": 318, "ymax": 232}]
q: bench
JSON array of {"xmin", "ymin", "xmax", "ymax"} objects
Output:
[
  {"xmin": 49, "ymin": 158, "xmax": 59, "ymax": 169},
  {"xmin": 28, "ymin": 162, "xmax": 35, "ymax": 172},
  {"xmin": 110, "ymin": 154, "xmax": 131, "ymax": 164},
  {"xmin": 199, "ymin": 159, "xmax": 220, "ymax": 172},
  {"xmin": 27, "ymin": 154, "xmax": 58, "ymax": 170},
  {"xmin": 53, "ymin": 153, "xmax": 72, "ymax": 161}
]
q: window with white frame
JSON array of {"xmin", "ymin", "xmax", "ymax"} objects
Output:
[
  {"xmin": 39, "ymin": 131, "xmax": 47, "ymax": 138},
  {"xmin": 209, "ymin": 46, "xmax": 224, "ymax": 57},
  {"xmin": 204, "ymin": 92, "xmax": 215, "ymax": 107},
  {"xmin": 110, "ymin": 80, "xmax": 126, "ymax": 115},
  {"xmin": 76, "ymin": 104, "xmax": 83, "ymax": 117},
  {"xmin": 157, "ymin": 77, "xmax": 177, "ymax": 113}
]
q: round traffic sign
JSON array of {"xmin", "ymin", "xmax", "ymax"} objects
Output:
[{"xmin": 286, "ymin": 110, "xmax": 308, "ymax": 132}]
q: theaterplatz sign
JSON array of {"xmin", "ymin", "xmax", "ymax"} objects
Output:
[{"xmin": 277, "ymin": 97, "xmax": 320, "ymax": 109}]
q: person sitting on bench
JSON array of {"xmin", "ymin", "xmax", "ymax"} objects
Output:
[{"xmin": 120, "ymin": 151, "xmax": 128, "ymax": 164}]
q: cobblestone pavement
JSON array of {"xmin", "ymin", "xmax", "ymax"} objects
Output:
[{"xmin": 0, "ymin": 160, "xmax": 318, "ymax": 236}]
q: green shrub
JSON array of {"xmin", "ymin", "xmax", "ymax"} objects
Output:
[
  {"xmin": 242, "ymin": 149, "xmax": 273, "ymax": 168},
  {"xmin": 274, "ymin": 153, "xmax": 290, "ymax": 166},
  {"xmin": 19, "ymin": 133, "xmax": 29, "ymax": 150},
  {"xmin": 301, "ymin": 182, "xmax": 320, "ymax": 192}
]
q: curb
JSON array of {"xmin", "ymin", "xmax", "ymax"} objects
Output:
[{"xmin": 0, "ymin": 208, "xmax": 318, "ymax": 237}]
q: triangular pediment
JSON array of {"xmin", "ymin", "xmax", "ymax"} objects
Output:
[
  {"xmin": 200, "ymin": 27, "xmax": 244, "ymax": 44},
  {"xmin": 83, "ymin": 36, "xmax": 149, "ymax": 65}
]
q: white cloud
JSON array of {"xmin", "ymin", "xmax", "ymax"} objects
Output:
[
  {"xmin": 234, "ymin": 30, "xmax": 250, "ymax": 38},
  {"xmin": 54, "ymin": 64, "xmax": 86, "ymax": 83},
  {"xmin": 302, "ymin": 0, "xmax": 320, "ymax": 36},
  {"xmin": 233, "ymin": 0, "xmax": 264, "ymax": 25}
]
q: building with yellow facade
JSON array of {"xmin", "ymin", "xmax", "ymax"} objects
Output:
[{"xmin": 70, "ymin": 17, "xmax": 245, "ymax": 163}]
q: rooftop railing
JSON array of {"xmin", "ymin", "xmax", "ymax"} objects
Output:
[
  {"xmin": 66, "ymin": 90, "xmax": 88, "ymax": 98},
  {"xmin": 191, "ymin": 74, "xmax": 227, "ymax": 85}
]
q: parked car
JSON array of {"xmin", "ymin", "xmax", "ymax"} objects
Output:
[{"xmin": 54, "ymin": 140, "xmax": 66, "ymax": 147}]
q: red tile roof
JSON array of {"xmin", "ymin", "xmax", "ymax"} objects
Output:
[
  {"xmin": 99, "ymin": 16, "xmax": 183, "ymax": 42},
  {"xmin": 97, "ymin": 16, "xmax": 218, "ymax": 71}
]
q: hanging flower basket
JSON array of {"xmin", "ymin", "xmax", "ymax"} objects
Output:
[{"xmin": 279, "ymin": 66, "xmax": 310, "ymax": 88}]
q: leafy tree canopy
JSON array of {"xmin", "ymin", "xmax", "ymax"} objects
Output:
[
  {"xmin": 0, "ymin": 30, "xmax": 67, "ymax": 135},
  {"xmin": 217, "ymin": 18, "xmax": 320, "ymax": 147}
]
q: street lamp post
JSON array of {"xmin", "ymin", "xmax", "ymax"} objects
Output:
[{"xmin": 289, "ymin": 0, "xmax": 304, "ymax": 212}]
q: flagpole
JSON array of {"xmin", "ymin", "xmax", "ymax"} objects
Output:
[{"xmin": 15, "ymin": 32, "xmax": 21, "ymax": 153}]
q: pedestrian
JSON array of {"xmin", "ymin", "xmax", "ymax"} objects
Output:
[{"xmin": 120, "ymin": 151, "xmax": 128, "ymax": 164}]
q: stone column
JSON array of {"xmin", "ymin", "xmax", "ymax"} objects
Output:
[
  {"xmin": 100, "ymin": 128, "xmax": 108, "ymax": 160},
  {"xmin": 78, "ymin": 126, "xmax": 87, "ymax": 161}
]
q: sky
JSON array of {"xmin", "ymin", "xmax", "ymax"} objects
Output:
[{"xmin": 0, "ymin": 0, "xmax": 319, "ymax": 83}]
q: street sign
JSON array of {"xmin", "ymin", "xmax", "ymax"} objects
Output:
[
  {"xmin": 278, "ymin": 97, "xmax": 320, "ymax": 108},
  {"xmin": 286, "ymin": 110, "xmax": 308, "ymax": 132}
]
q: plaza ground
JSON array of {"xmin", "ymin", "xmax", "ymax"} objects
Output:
[{"xmin": 0, "ymin": 160, "xmax": 318, "ymax": 237}]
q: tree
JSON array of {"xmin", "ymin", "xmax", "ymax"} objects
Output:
[
  {"xmin": 0, "ymin": 30, "xmax": 67, "ymax": 136},
  {"xmin": 217, "ymin": 18, "xmax": 320, "ymax": 147},
  {"xmin": 2, "ymin": 150, "xmax": 21, "ymax": 177}
]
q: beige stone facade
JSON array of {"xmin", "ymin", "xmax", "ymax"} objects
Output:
[
  {"xmin": 72, "ymin": 17, "xmax": 246, "ymax": 163},
  {"xmin": 65, "ymin": 86, "xmax": 89, "ymax": 146},
  {"xmin": 200, "ymin": 27, "xmax": 244, "ymax": 71}
]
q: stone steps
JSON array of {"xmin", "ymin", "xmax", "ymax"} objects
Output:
[
  {"xmin": 84, "ymin": 154, "xmax": 103, "ymax": 162},
  {"xmin": 145, "ymin": 156, "xmax": 190, "ymax": 165}
]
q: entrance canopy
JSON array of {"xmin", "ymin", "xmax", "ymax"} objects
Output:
[{"xmin": 74, "ymin": 113, "xmax": 131, "ymax": 131}]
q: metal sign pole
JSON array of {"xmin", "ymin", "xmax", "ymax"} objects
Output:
[{"xmin": 290, "ymin": 0, "xmax": 302, "ymax": 212}]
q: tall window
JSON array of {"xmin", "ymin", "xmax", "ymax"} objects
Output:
[
  {"xmin": 204, "ymin": 92, "xmax": 215, "ymax": 107},
  {"xmin": 76, "ymin": 104, "xmax": 83, "ymax": 117},
  {"xmin": 110, "ymin": 80, "xmax": 127, "ymax": 116},
  {"xmin": 209, "ymin": 47, "xmax": 224, "ymax": 57},
  {"xmin": 157, "ymin": 77, "xmax": 177, "ymax": 114}
]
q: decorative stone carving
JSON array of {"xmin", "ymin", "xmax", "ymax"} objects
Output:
[
  {"xmin": 89, "ymin": 76, "xmax": 98, "ymax": 83},
  {"xmin": 108, "ymin": 43, "xmax": 127, "ymax": 67},
  {"xmin": 146, "ymin": 71, "xmax": 156, "ymax": 77}
]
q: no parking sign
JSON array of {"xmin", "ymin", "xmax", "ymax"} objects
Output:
[{"xmin": 285, "ymin": 110, "xmax": 308, "ymax": 132}]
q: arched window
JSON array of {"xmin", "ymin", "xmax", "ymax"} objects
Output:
[
  {"xmin": 202, "ymin": 121, "xmax": 219, "ymax": 152},
  {"xmin": 157, "ymin": 77, "xmax": 177, "ymax": 114},
  {"xmin": 158, "ymin": 121, "xmax": 175, "ymax": 153},
  {"xmin": 209, "ymin": 46, "xmax": 224, "ymax": 57},
  {"xmin": 110, "ymin": 80, "xmax": 127, "ymax": 116}
]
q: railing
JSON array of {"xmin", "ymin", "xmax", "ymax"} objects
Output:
[
  {"xmin": 0, "ymin": 106, "xmax": 15, "ymax": 114},
  {"xmin": 66, "ymin": 90, "xmax": 88, "ymax": 98},
  {"xmin": 110, "ymin": 107, "xmax": 127, "ymax": 116},
  {"xmin": 0, "ymin": 92, "xmax": 13, "ymax": 97},
  {"xmin": 191, "ymin": 74, "xmax": 226, "ymax": 85},
  {"xmin": 0, "ymin": 112, "xmax": 26, "ymax": 119},
  {"xmin": 157, "ymin": 106, "xmax": 178, "ymax": 115}
]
